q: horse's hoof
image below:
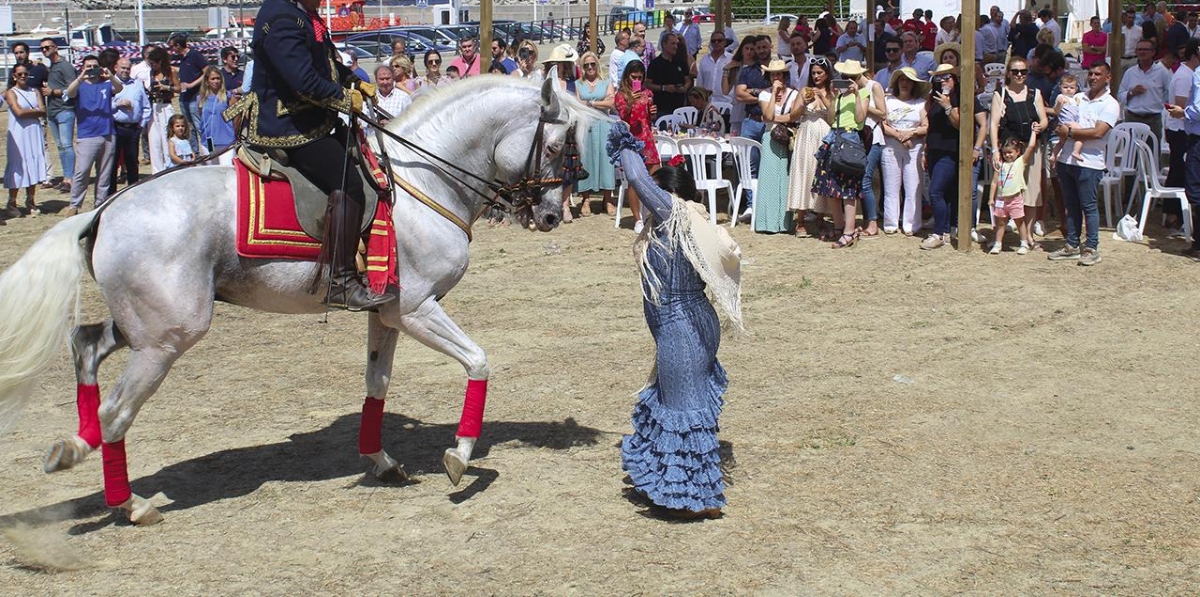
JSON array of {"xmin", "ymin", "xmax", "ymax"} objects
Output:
[
  {"xmin": 119, "ymin": 494, "xmax": 163, "ymax": 526},
  {"xmin": 443, "ymin": 448, "xmax": 467, "ymax": 487},
  {"xmin": 375, "ymin": 463, "xmax": 408, "ymax": 484},
  {"xmin": 43, "ymin": 436, "xmax": 91, "ymax": 473}
]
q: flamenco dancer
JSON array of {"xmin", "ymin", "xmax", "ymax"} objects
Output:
[{"xmin": 608, "ymin": 122, "xmax": 744, "ymax": 520}]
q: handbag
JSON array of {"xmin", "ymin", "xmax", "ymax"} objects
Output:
[
  {"xmin": 769, "ymin": 90, "xmax": 796, "ymax": 148},
  {"xmin": 828, "ymin": 95, "xmax": 866, "ymax": 177}
]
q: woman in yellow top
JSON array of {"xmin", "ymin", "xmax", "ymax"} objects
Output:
[{"xmin": 810, "ymin": 60, "xmax": 868, "ymax": 248}]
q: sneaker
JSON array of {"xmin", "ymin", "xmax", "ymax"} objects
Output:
[
  {"xmin": 1168, "ymin": 228, "xmax": 1187, "ymax": 239},
  {"xmin": 1016, "ymin": 242, "xmax": 1029, "ymax": 255},
  {"xmin": 633, "ymin": 220, "xmax": 645, "ymax": 234},
  {"xmin": 1033, "ymin": 220, "xmax": 1046, "ymax": 237},
  {"xmin": 920, "ymin": 234, "xmax": 945, "ymax": 250},
  {"xmin": 1047, "ymin": 245, "xmax": 1081, "ymax": 261},
  {"xmin": 61, "ymin": 206, "xmax": 78, "ymax": 217},
  {"xmin": 737, "ymin": 208, "xmax": 753, "ymax": 224},
  {"xmin": 989, "ymin": 242, "xmax": 1002, "ymax": 254},
  {"xmin": 971, "ymin": 228, "xmax": 984, "ymax": 243},
  {"xmin": 1078, "ymin": 247, "xmax": 1101, "ymax": 266}
]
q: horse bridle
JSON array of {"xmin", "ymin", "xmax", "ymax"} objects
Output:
[{"xmin": 353, "ymin": 103, "xmax": 566, "ymax": 214}]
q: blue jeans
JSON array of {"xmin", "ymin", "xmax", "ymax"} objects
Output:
[
  {"xmin": 50, "ymin": 110, "xmax": 76, "ymax": 181},
  {"xmin": 739, "ymin": 117, "xmax": 765, "ymax": 208},
  {"xmin": 927, "ymin": 150, "xmax": 958, "ymax": 235},
  {"xmin": 1184, "ymin": 134, "xmax": 1200, "ymax": 250},
  {"xmin": 1058, "ymin": 162, "xmax": 1103, "ymax": 251},
  {"xmin": 861, "ymin": 143, "xmax": 882, "ymax": 225},
  {"xmin": 178, "ymin": 98, "xmax": 201, "ymax": 154}
]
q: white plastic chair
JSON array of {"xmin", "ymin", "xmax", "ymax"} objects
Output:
[
  {"xmin": 676, "ymin": 138, "xmax": 732, "ymax": 225},
  {"xmin": 984, "ymin": 62, "xmax": 1007, "ymax": 78},
  {"xmin": 654, "ymin": 134, "xmax": 679, "ymax": 161},
  {"xmin": 710, "ymin": 101, "xmax": 733, "ymax": 118},
  {"xmin": 727, "ymin": 137, "xmax": 760, "ymax": 228},
  {"xmin": 654, "ymin": 114, "xmax": 683, "ymax": 132},
  {"xmin": 672, "ymin": 106, "xmax": 700, "ymax": 126},
  {"xmin": 1099, "ymin": 125, "xmax": 1135, "ymax": 227},
  {"xmin": 1132, "ymin": 140, "xmax": 1192, "ymax": 241}
]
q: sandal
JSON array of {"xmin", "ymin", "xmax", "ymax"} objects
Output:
[{"xmin": 831, "ymin": 232, "xmax": 857, "ymax": 249}]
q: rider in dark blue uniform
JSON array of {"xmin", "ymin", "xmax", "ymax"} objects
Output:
[{"xmin": 227, "ymin": 0, "xmax": 394, "ymax": 312}]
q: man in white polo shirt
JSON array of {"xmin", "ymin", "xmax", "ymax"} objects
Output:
[
  {"xmin": 1118, "ymin": 38, "xmax": 1171, "ymax": 133},
  {"xmin": 1049, "ymin": 62, "xmax": 1121, "ymax": 266}
]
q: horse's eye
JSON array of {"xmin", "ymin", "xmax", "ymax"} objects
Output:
[{"xmin": 547, "ymin": 142, "xmax": 564, "ymax": 158}]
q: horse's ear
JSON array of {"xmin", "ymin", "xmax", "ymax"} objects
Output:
[{"xmin": 540, "ymin": 77, "xmax": 561, "ymax": 120}]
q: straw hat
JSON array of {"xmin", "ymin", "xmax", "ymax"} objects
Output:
[
  {"xmin": 887, "ymin": 66, "xmax": 929, "ymax": 96},
  {"xmin": 933, "ymin": 42, "xmax": 961, "ymax": 62},
  {"xmin": 761, "ymin": 59, "xmax": 789, "ymax": 73},
  {"xmin": 930, "ymin": 63, "xmax": 958, "ymax": 77},
  {"xmin": 833, "ymin": 60, "xmax": 867, "ymax": 77},
  {"xmin": 544, "ymin": 44, "xmax": 578, "ymax": 64}
]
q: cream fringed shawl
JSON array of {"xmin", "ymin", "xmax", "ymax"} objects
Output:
[{"xmin": 634, "ymin": 195, "xmax": 745, "ymax": 334}]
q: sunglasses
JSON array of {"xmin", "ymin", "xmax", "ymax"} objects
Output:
[
  {"xmin": 583, "ymin": 62, "xmax": 597, "ymax": 67},
  {"xmin": 12, "ymin": 72, "xmax": 27, "ymax": 77},
  {"xmin": 1009, "ymin": 68, "xmax": 1028, "ymax": 75},
  {"xmin": 885, "ymin": 47, "xmax": 901, "ymax": 53},
  {"xmin": 808, "ymin": 57, "xmax": 829, "ymax": 66},
  {"xmin": 40, "ymin": 46, "xmax": 54, "ymax": 51},
  {"xmin": 711, "ymin": 39, "xmax": 726, "ymax": 44},
  {"xmin": 427, "ymin": 59, "xmax": 441, "ymax": 65}
]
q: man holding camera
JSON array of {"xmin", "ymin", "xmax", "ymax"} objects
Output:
[{"xmin": 63, "ymin": 55, "xmax": 122, "ymax": 216}]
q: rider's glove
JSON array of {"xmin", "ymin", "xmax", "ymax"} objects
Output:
[
  {"xmin": 347, "ymin": 87, "xmax": 364, "ymax": 113},
  {"xmin": 357, "ymin": 80, "xmax": 378, "ymax": 99}
]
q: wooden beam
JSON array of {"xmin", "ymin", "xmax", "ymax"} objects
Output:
[
  {"xmin": 589, "ymin": 0, "xmax": 597, "ymax": 55},
  {"xmin": 866, "ymin": 4, "xmax": 874, "ymax": 73},
  {"xmin": 715, "ymin": 0, "xmax": 725, "ymax": 32},
  {"xmin": 956, "ymin": 9, "xmax": 977, "ymax": 252},
  {"xmin": 480, "ymin": 0, "xmax": 493, "ymax": 74},
  {"xmin": 1109, "ymin": 0, "xmax": 1123, "ymax": 91}
]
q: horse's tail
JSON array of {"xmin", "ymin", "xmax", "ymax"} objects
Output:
[{"xmin": 0, "ymin": 210, "xmax": 100, "ymax": 434}]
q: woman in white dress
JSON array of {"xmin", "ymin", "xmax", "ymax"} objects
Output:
[
  {"xmin": 146, "ymin": 47, "xmax": 180, "ymax": 175},
  {"xmin": 880, "ymin": 67, "xmax": 928, "ymax": 235},
  {"xmin": 785, "ymin": 59, "xmax": 833, "ymax": 237},
  {"xmin": 4, "ymin": 63, "xmax": 48, "ymax": 220}
]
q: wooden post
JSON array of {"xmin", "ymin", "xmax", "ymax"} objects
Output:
[
  {"xmin": 715, "ymin": 0, "xmax": 725, "ymax": 32},
  {"xmin": 956, "ymin": 9, "xmax": 978, "ymax": 252},
  {"xmin": 480, "ymin": 0, "xmax": 493, "ymax": 74},
  {"xmin": 1109, "ymin": 0, "xmax": 1123, "ymax": 91},
  {"xmin": 866, "ymin": 5, "xmax": 874, "ymax": 73},
  {"xmin": 589, "ymin": 0, "xmax": 597, "ymax": 55}
]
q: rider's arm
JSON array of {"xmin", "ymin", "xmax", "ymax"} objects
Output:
[
  {"xmin": 260, "ymin": 14, "xmax": 349, "ymax": 110},
  {"xmin": 608, "ymin": 123, "xmax": 672, "ymax": 222}
]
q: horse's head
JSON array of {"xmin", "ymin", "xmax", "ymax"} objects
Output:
[{"xmin": 495, "ymin": 78, "xmax": 596, "ymax": 232}]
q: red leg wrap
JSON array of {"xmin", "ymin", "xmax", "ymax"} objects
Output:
[
  {"xmin": 358, "ymin": 397, "xmax": 385, "ymax": 455},
  {"xmin": 101, "ymin": 440, "xmax": 131, "ymax": 508},
  {"xmin": 76, "ymin": 383, "xmax": 102, "ymax": 449},
  {"xmin": 456, "ymin": 379, "xmax": 488, "ymax": 438}
]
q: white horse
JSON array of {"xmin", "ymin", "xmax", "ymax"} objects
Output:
[{"xmin": 0, "ymin": 76, "xmax": 596, "ymax": 524}]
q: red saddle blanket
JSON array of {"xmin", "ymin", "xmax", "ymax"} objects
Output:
[{"xmin": 235, "ymin": 160, "xmax": 322, "ymax": 260}]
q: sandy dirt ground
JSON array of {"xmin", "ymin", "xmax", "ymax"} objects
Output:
[{"xmin": 1, "ymin": 109, "xmax": 1200, "ymax": 595}]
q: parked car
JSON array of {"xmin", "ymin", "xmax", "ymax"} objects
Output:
[
  {"xmin": 608, "ymin": 5, "xmax": 639, "ymax": 30},
  {"xmin": 397, "ymin": 25, "xmax": 458, "ymax": 49},
  {"xmin": 765, "ymin": 13, "xmax": 799, "ymax": 23},
  {"xmin": 344, "ymin": 30, "xmax": 439, "ymax": 61}
]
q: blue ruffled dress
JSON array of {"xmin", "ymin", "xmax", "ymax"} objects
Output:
[{"xmin": 609, "ymin": 124, "xmax": 727, "ymax": 513}]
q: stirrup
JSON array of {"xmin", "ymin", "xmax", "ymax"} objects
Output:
[{"xmin": 324, "ymin": 277, "xmax": 395, "ymax": 312}]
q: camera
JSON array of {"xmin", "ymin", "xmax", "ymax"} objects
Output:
[
  {"xmin": 86, "ymin": 67, "xmax": 102, "ymax": 78},
  {"xmin": 832, "ymin": 78, "xmax": 851, "ymax": 91},
  {"xmin": 930, "ymin": 74, "xmax": 946, "ymax": 95}
]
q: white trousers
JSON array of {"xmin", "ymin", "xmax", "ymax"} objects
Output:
[
  {"xmin": 881, "ymin": 138, "xmax": 924, "ymax": 234},
  {"xmin": 148, "ymin": 102, "xmax": 174, "ymax": 175}
]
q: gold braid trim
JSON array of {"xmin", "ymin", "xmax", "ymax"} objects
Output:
[{"xmin": 391, "ymin": 172, "xmax": 473, "ymax": 242}]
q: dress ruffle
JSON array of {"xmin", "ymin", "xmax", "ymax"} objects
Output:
[{"xmin": 621, "ymin": 360, "xmax": 728, "ymax": 512}]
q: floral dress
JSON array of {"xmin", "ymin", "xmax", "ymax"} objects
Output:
[{"xmin": 614, "ymin": 89, "xmax": 661, "ymax": 168}]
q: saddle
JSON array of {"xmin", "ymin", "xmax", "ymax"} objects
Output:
[{"xmin": 235, "ymin": 145, "xmax": 379, "ymax": 240}]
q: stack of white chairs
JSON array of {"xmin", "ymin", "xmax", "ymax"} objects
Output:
[
  {"xmin": 672, "ymin": 106, "xmax": 700, "ymax": 127},
  {"xmin": 677, "ymin": 138, "xmax": 731, "ymax": 225},
  {"xmin": 1131, "ymin": 140, "xmax": 1192, "ymax": 241},
  {"xmin": 727, "ymin": 137, "xmax": 760, "ymax": 228},
  {"xmin": 654, "ymin": 114, "xmax": 684, "ymax": 132},
  {"xmin": 1099, "ymin": 123, "xmax": 1138, "ymax": 227}
]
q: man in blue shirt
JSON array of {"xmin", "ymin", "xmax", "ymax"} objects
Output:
[
  {"xmin": 169, "ymin": 34, "xmax": 209, "ymax": 155},
  {"xmin": 1173, "ymin": 39, "xmax": 1200, "ymax": 259},
  {"xmin": 220, "ymin": 46, "xmax": 244, "ymax": 97},
  {"xmin": 491, "ymin": 38, "xmax": 519, "ymax": 74},
  {"xmin": 734, "ymin": 35, "xmax": 773, "ymax": 222},
  {"xmin": 110, "ymin": 57, "xmax": 150, "ymax": 189},
  {"xmin": 63, "ymin": 55, "xmax": 123, "ymax": 216}
]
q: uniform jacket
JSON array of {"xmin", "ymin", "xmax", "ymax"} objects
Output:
[{"xmin": 227, "ymin": 0, "xmax": 358, "ymax": 148}]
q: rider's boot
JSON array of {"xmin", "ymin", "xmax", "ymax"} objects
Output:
[{"xmin": 323, "ymin": 191, "xmax": 396, "ymax": 312}]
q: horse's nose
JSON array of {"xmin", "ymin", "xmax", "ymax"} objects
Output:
[{"xmin": 542, "ymin": 213, "xmax": 560, "ymax": 229}]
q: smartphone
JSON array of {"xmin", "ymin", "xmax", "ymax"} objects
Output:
[
  {"xmin": 86, "ymin": 67, "xmax": 102, "ymax": 78},
  {"xmin": 632, "ymin": 79, "xmax": 643, "ymax": 92},
  {"xmin": 832, "ymin": 79, "xmax": 851, "ymax": 91},
  {"xmin": 206, "ymin": 137, "xmax": 215, "ymax": 154}
]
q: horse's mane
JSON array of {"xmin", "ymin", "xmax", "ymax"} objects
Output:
[{"xmin": 388, "ymin": 74, "xmax": 599, "ymax": 152}]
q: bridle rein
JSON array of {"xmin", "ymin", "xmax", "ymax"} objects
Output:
[{"xmin": 354, "ymin": 101, "xmax": 567, "ymax": 217}]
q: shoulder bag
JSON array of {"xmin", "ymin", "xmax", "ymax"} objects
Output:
[
  {"xmin": 769, "ymin": 89, "xmax": 797, "ymax": 147},
  {"xmin": 829, "ymin": 93, "xmax": 866, "ymax": 177}
]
